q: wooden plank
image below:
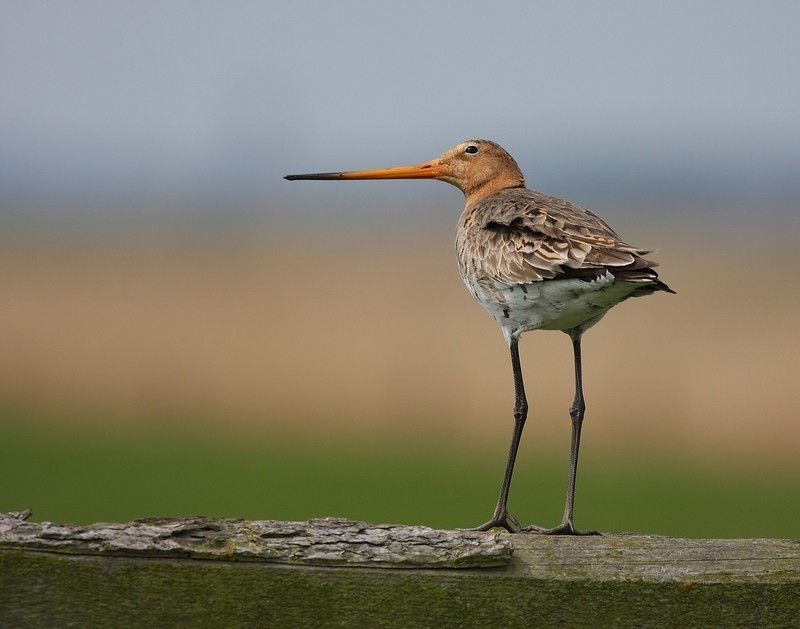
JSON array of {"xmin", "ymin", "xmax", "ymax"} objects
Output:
[{"xmin": 2, "ymin": 511, "xmax": 799, "ymax": 628}]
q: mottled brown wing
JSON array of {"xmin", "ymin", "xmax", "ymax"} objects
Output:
[{"xmin": 458, "ymin": 188, "xmax": 661, "ymax": 287}]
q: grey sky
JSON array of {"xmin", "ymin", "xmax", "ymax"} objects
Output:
[{"xmin": 1, "ymin": 1, "xmax": 798, "ymax": 218}]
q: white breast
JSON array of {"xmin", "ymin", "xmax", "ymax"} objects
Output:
[{"xmin": 462, "ymin": 271, "xmax": 643, "ymax": 339}]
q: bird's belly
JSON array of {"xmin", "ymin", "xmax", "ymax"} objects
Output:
[{"xmin": 463, "ymin": 272, "xmax": 638, "ymax": 334}]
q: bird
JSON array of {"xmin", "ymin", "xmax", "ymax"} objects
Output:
[{"xmin": 285, "ymin": 139, "xmax": 673, "ymax": 534}]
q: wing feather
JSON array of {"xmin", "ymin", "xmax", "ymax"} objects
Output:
[{"xmin": 456, "ymin": 188, "xmax": 668, "ymax": 291}]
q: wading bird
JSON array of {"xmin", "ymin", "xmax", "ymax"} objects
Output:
[{"xmin": 285, "ymin": 140, "xmax": 673, "ymax": 534}]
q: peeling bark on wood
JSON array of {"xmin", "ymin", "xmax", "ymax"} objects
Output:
[
  {"xmin": 0, "ymin": 510, "xmax": 510, "ymax": 568},
  {"xmin": 2, "ymin": 511, "xmax": 800, "ymax": 628}
]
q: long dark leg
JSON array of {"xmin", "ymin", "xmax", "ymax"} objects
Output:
[
  {"xmin": 523, "ymin": 329, "xmax": 598, "ymax": 535},
  {"xmin": 472, "ymin": 334, "xmax": 529, "ymax": 532}
]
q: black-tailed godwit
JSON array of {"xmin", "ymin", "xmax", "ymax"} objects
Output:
[{"xmin": 286, "ymin": 139, "xmax": 673, "ymax": 534}]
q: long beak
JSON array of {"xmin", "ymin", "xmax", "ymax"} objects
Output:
[{"xmin": 285, "ymin": 159, "xmax": 443, "ymax": 181}]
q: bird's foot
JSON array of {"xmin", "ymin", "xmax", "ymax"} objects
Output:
[
  {"xmin": 520, "ymin": 521, "xmax": 600, "ymax": 536},
  {"xmin": 466, "ymin": 511, "xmax": 521, "ymax": 533}
]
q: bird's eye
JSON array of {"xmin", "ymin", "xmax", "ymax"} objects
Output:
[{"xmin": 465, "ymin": 145, "xmax": 478, "ymax": 154}]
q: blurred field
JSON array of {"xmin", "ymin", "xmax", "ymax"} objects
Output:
[
  {"xmin": 1, "ymin": 216, "xmax": 799, "ymax": 536},
  {"xmin": 2, "ymin": 417, "xmax": 798, "ymax": 538}
]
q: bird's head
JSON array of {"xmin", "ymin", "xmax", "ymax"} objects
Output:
[{"xmin": 285, "ymin": 139, "xmax": 526, "ymax": 205}]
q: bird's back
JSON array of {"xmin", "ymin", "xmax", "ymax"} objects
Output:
[{"xmin": 455, "ymin": 187, "xmax": 673, "ymax": 336}]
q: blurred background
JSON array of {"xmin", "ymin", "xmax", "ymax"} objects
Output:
[{"xmin": 2, "ymin": 1, "xmax": 799, "ymax": 537}]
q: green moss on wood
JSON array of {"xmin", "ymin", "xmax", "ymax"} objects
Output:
[{"xmin": 2, "ymin": 551, "xmax": 799, "ymax": 628}]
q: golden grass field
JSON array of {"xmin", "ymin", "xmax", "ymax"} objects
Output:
[{"xmin": 2, "ymin": 216, "xmax": 798, "ymax": 468}]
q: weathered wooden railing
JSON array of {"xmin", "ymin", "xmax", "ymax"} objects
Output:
[{"xmin": 1, "ymin": 511, "xmax": 798, "ymax": 627}]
